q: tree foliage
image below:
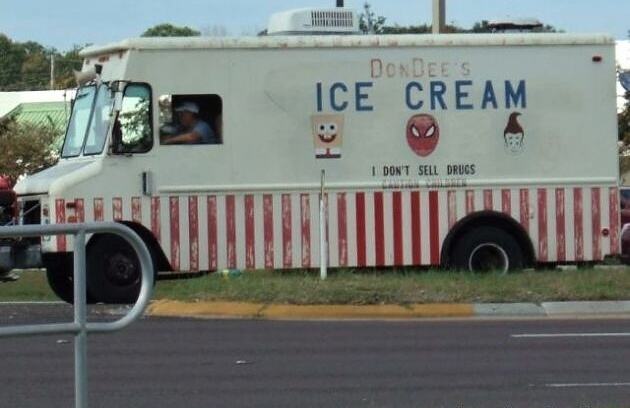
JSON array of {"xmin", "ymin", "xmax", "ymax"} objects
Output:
[
  {"xmin": 0, "ymin": 116, "xmax": 58, "ymax": 185},
  {"xmin": 381, "ymin": 24, "xmax": 466, "ymax": 34},
  {"xmin": 0, "ymin": 33, "xmax": 83, "ymax": 91},
  {"xmin": 470, "ymin": 20, "xmax": 559, "ymax": 33},
  {"xmin": 141, "ymin": 23, "xmax": 201, "ymax": 37},
  {"xmin": 619, "ymin": 31, "xmax": 630, "ymax": 177},
  {"xmin": 359, "ymin": 3, "xmax": 559, "ymax": 35},
  {"xmin": 620, "ymin": 91, "xmax": 630, "ymax": 146},
  {"xmin": 359, "ymin": 2, "xmax": 387, "ymax": 34}
]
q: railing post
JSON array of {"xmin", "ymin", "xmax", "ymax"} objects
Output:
[
  {"xmin": 0, "ymin": 222, "xmax": 154, "ymax": 408},
  {"xmin": 73, "ymin": 230, "xmax": 88, "ymax": 408}
]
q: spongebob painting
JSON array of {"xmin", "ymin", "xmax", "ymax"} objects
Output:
[{"xmin": 311, "ymin": 114, "xmax": 344, "ymax": 159}]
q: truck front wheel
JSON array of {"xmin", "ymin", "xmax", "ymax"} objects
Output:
[
  {"xmin": 87, "ymin": 234, "xmax": 150, "ymax": 304},
  {"xmin": 450, "ymin": 226, "xmax": 524, "ymax": 273},
  {"xmin": 43, "ymin": 253, "xmax": 76, "ymax": 304}
]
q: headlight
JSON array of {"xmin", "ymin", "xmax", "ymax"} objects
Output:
[{"xmin": 42, "ymin": 203, "xmax": 50, "ymax": 223}]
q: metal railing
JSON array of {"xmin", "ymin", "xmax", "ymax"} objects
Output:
[{"xmin": 0, "ymin": 222, "xmax": 154, "ymax": 408}]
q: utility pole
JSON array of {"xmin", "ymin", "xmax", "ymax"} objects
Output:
[
  {"xmin": 50, "ymin": 53, "xmax": 55, "ymax": 90},
  {"xmin": 364, "ymin": 3, "xmax": 374, "ymax": 34},
  {"xmin": 432, "ymin": 0, "xmax": 446, "ymax": 34}
]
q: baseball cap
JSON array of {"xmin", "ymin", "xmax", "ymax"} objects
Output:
[{"xmin": 175, "ymin": 102, "xmax": 200, "ymax": 114}]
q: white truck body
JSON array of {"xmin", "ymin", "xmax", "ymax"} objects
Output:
[{"xmin": 14, "ymin": 33, "xmax": 620, "ymax": 275}]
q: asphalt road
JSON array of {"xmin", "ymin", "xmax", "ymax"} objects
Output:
[{"xmin": 1, "ymin": 304, "xmax": 630, "ymax": 408}]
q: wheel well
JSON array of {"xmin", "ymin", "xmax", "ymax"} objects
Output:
[
  {"xmin": 87, "ymin": 221, "xmax": 172, "ymax": 272},
  {"xmin": 441, "ymin": 211, "xmax": 535, "ymax": 268}
]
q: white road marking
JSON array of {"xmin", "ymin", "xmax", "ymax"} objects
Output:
[
  {"xmin": 545, "ymin": 382, "xmax": 630, "ymax": 388},
  {"xmin": 511, "ymin": 332, "xmax": 630, "ymax": 338}
]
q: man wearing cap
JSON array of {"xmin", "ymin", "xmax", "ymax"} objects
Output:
[{"xmin": 162, "ymin": 102, "xmax": 216, "ymax": 145}]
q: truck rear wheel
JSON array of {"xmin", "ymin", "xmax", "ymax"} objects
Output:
[
  {"xmin": 451, "ymin": 226, "xmax": 524, "ymax": 273},
  {"xmin": 87, "ymin": 234, "xmax": 151, "ymax": 304}
]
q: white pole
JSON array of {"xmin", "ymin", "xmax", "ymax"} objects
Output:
[
  {"xmin": 432, "ymin": 0, "xmax": 446, "ymax": 34},
  {"xmin": 50, "ymin": 53, "xmax": 55, "ymax": 90},
  {"xmin": 319, "ymin": 169, "xmax": 327, "ymax": 280},
  {"xmin": 73, "ymin": 231, "xmax": 88, "ymax": 408}
]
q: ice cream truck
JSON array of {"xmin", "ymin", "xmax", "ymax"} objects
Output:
[{"xmin": 2, "ymin": 8, "xmax": 621, "ymax": 303}]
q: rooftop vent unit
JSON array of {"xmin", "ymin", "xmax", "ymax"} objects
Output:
[
  {"xmin": 487, "ymin": 18, "xmax": 544, "ymax": 33},
  {"xmin": 267, "ymin": 8, "xmax": 360, "ymax": 36}
]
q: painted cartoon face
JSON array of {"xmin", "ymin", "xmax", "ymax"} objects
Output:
[
  {"xmin": 503, "ymin": 112, "xmax": 525, "ymax": 155},
  {"xmin": 316, "ymin": 122, "xmax": 338, "ymax": 144},
  {"xmin": 504, "ymin": 133, "xmax": 524, "ymax": 154},
  {"xmin": 312, "ymin": 114, "xmax": 344, "ymax": 149},
  {"xmin": 406, "ymin": 114, "xmax": 440, "ymax": 157}
]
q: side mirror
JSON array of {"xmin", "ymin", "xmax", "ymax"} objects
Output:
[{"xmin": 73, "ymin": 67, "xmax": 99, "ymax": 87}]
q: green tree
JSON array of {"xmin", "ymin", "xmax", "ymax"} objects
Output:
[
  {"xmin": 617, "ymin": 31, "xmax": 630, "ymax": 177},
  {"xmin": 20, "ymin": 47, "xmax": 50, "ymax": 90},
  {"xmin": 618, "ymin": 92, "xmax": 630, "ymax": 178},
  {"xmin": 0, "ymin": 34, "xmax": 82, "ymax": 91},
  {"xmin": 622, "ymin": 30, "xmax": 630, "ymax": 142},
  {"xmin": 141, "ymin": 23, "xmax": 201, "ymax": 37},
  {"xmin": 54, "ymin": 46, "xmax": 85, "ymax": 89},
  {"xmin": 381, "ymin": 24, "xmax": 431, "ymax": 34},
  {"xmin": 470, "ymin": 20, "xmax": 559, "ymax": 33},
  {"xmin": 381, "ymin": 23, "xmax": 468, "ymax": 34},
  {"xmin": 620, "ymin": 92, "xmax": 630, "ymax": 144},
  {"xmin": 0, "ymin": 34, "xmax": 26, "ymax": 91},
  {"xmin": 0, "ymin": 116, "xmax": 58, "ymax": 185},
  {"xmin": 471, "ymin": 20, "xmax": 491, "ymax": 33},
  {"xmin": 359, "ymin": 5, "xmax": 559, "ymax": 35},
  {"xmin": 359, "ymin": 2, "xmax": 387, "ymax": 34}
]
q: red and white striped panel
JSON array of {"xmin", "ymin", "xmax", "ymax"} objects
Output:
[{"xmin": 51, "ymin": 186, "xmax": 620, "ymax": 268}]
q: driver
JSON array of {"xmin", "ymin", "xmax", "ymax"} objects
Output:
[{"xmin": 162, "ymin": 102, "xmax": 215, "ymax": 145}]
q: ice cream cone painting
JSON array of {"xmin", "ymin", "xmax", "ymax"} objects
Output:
[
  {"xmin": 504, "ymin": 112, "xmax": 525, "ymax": 155},
  {"xmin": 312, "ymin": 114, "xmax": 344, "ymax": 159}
]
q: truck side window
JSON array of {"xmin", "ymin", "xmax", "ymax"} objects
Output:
[
  {"xmin": 115, "ymin": 84, "xmax": 153, "ymax": 153},
  {"xmin": 159, "ymin": 94, "xmax": 223, "ymax": 145}
]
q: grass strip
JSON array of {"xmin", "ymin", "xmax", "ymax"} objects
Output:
[{"xmin": 2, "ymin": 268, "xmax": 629, "ymax": 305}]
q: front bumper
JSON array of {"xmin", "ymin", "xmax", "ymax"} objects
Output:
[{"xmin": 0, "ymin": 243, "xmax": 42, "ymax": 276}]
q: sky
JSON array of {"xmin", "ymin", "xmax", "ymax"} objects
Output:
[{"xmin": 0, "ymin": 0, "xmax": 628, "ymax": 50}]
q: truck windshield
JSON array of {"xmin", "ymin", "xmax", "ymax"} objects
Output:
[{"xmin": 61, "ymin": 84, "xmax": 114, "ymax": 158}]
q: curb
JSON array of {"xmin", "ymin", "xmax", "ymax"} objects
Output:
[
  {"xmin": 541, "ymin": 301, "xmax": 630, "ymax": 315},
  {"xmin": 147, "ymin": 300, "xmax": 474, "ymax": 320},
  {"xmin": 147, "ymin": 300, "xmax": 630, "ymax": 320}
]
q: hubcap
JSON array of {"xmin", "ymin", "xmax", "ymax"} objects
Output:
[
  {"xmin": 468, "ymin": 243, "xmax": 509, "ymax": 273},
  {"xmin": 105, "ymin": 253, "xmax": 139, "ymax": 287}
]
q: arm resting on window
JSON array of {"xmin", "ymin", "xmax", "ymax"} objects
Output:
[{"xmin": 162, "ymin": 131, "xmax": 202, "ymax": 145}]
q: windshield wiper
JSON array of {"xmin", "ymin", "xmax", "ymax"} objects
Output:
[{"xmin": 74, "ymin": 92, "xmax": 90, "ymax": 101}]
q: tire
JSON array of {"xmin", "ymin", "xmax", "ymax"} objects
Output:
[
  {"xmin": 43, "ymin": 254, "xmax": 75, "ymax": 304},
  {"xmin": 450, "ymin": 226, "xmax": 524, "ymax": 273},
  {"xmin": 87, "ymin": 234, "xmax": 153, "ymax": 304}
]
